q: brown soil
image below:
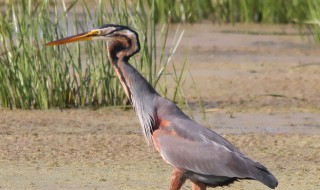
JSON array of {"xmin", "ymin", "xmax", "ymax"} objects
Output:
[{"xmin": 1, "ymin": 24, "xmax": 320, "ymax": 189}]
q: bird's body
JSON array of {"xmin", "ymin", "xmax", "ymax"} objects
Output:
[{"xmin": 47, "ymin": 24, "xmax": 278, "ymax": 190}]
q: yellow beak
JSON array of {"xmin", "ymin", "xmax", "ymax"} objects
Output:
[{"xmin": 46, "ymin": 29, "xmax": 101, "ymax": 46}]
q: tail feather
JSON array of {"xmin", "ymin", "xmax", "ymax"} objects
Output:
[{"xmin": 251, "ymin": 162, "xmax": 278, "ymax": 189}]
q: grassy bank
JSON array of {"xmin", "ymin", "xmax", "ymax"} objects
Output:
[{"xmin": 1, "ymin": 0, "xmax": 319, "ymax": 109}]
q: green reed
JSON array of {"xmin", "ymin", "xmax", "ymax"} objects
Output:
[
  {"xmin": 2, "ymin": 0, "xmax": 320, "ymax": 109},
  {"xmin": 0, "ymin": 0, "xmax": 187, "ymax": 109},
  {"xmin": 301, "ymin": 1, "xmax": 320, "ymax": 42},
  {"xmin": 149, "ymin": 0, "xmax": 315, "ymax": 24},
  {"xmin": 150, "ymin": 0, "xmax": 320, "ymax": 41}
]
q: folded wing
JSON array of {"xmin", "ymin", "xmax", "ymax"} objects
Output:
[{"xmin": 154, "ymin": 118, "xmax": 278, "ymax": 188}]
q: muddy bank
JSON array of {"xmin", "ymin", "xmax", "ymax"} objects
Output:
[
  {"xmin": 164, "ymin": 23, "xmax": 320, "ymax": 113},
  {"xmin": 0, "ymin": 109, "xmax": 319, "ymax": 189}
]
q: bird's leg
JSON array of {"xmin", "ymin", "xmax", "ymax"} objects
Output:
[
  {"xmin": 191, "ymin": 181, "xmax": 206, "ymax": 190},
  {"xmin": 170, "ymin": 168, "xmax": 186, "ymax": 190}
]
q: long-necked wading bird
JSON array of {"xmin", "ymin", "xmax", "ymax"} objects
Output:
[{"xmin": 46, "ymin": 24, "xmax": 278, "ymax": 190}]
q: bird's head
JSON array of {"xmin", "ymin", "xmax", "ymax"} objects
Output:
[{"xmin": 46, "ymin": 24, "xmax": 140, "ymax": 60}]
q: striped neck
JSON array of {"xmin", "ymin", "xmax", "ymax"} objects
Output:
[{"xmin": 109, "ymin": 57, "xmax": 159, "ymax": 145}]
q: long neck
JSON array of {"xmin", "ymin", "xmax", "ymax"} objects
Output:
[
  {"xmin": 109, "ymin": 55, "xmax": 159, "ymax": 145},
  {"xmin": 110, "ymin": 57, "xmax": 159, "ymax": 103}
]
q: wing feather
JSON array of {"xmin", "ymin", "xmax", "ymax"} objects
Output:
[
  {"xmin": 157, "ymin": 133, "xmax": 251, "ymax": 178},
  {"xmin": 155, "ymin": 100, "xmax": 278, "ymax": 188}
]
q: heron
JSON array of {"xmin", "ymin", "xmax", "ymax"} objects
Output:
[{"xmin": 46, "ymin": 24, "xmax": 278, "ymax": 190}]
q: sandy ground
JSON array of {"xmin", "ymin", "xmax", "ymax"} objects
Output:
[{"xmin": 1, "ymin": 24, "xmax": 320, "ymax": 190}]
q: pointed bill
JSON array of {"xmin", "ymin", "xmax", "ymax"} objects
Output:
[{"xmin": 46, "ymin": 30, "xmax": 101, "ymax": 46}]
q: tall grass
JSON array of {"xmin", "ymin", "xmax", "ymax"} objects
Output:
[
  {"xmin": 0, "ymin": 0, "xmax": 185, "ymax": 109},
  {"xmin": 299, "ymin": 1, "xmax": 320, "ymax": 42},
  {"xmin": 149, "ymin": 0, "xmax": 317, "ymax": 24},
  {"xmin": 2, "ymin": 0, "xmax": 320, "ymax": 109},
  {"xmin": 149, "ymin": 0, "xmax": 320, "ymax": 41}
]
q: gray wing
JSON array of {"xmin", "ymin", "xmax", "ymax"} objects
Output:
[
  {"xmin": 157, "ymin": 131, "xmax": 253, "ymax": 178},
  {"xmin": 155, "ymin": 117, "xmax": 278, "ymax": 188}
]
